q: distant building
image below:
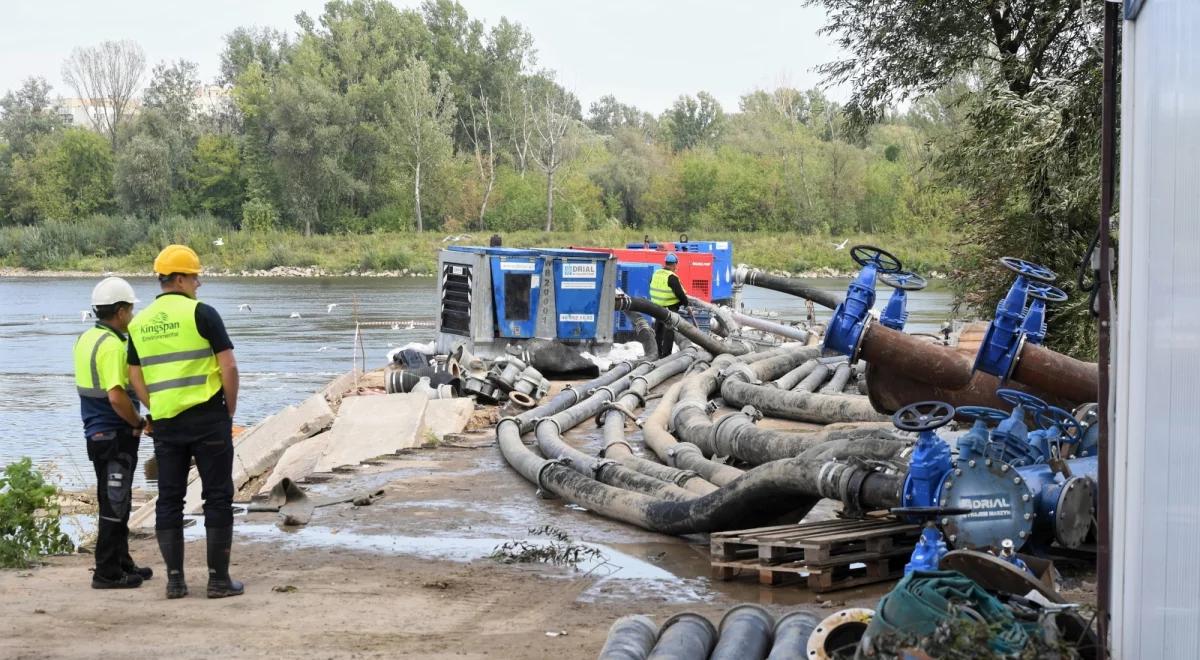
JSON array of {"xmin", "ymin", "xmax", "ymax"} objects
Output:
[{"xmin": 54, "ymin": 85, "xmax": 231, "ymax": 130}]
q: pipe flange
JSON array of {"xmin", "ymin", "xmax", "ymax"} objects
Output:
[
  {"xmin": 1004, "ymin": 333, "xmax": 1027, "ymax": 382},
  {"xmin": 808, "ymin": 608, "xmax": 875, "ymax": 660},
  {"xmin": 849, "ymin": 314, "xmax": 872, "ymax": 364},
  {"xmin": 509, "ymin": 391, "xmax": 537, "ymax": 408}
]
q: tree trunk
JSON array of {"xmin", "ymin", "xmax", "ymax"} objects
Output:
[
  {"xmin": 545, "ymin": 169, "xmax": 554, "ymax": 232},
  {"xmin": 478, "ymin": 168, "xmax": 494, "ymax": 230},
  {"xmin": 414, "ymin": 162, "xmax": 423, "ymax": 233}
]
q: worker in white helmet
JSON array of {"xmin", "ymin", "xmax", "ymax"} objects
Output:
[{"xmin": 73, "ymin": 277, "xmax": 152, "ymax": 589}]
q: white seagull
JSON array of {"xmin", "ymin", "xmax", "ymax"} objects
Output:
[
  {"xmin": 289, "ymin": 312, "xmax": 302, "ymax": 319},
  {"xmin": 317, "ymin": 346, "xmax": 329, "ymax": 352},
  {"xmin": 831, "ymin": 239, "xmax": 849, "ymax": 250},
  {"xmin": 326, "ymin": 303, "xmax": 338, "ymax": 313},
  {"xmin": 81, "ymin": 310, "xmax": 95, "ymax": 322},
  {"xmin": 213, "ymin": 237, "xmax": 225, "ymax": 247},
  {"xmin": 238, "ymin": 303, "xmax": 252, "ymax": 312}
]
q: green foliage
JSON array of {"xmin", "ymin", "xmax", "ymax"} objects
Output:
[
  {"xmin": 187, "ymin": 134, "xmax": 245, "ymax": 220},
  {"xmin": 240, "ymin": 197, "xmax": 278, "ymax": 232},
  {"xmin": 661, "ymin": 91, "xmax": 725, "ymax": 152},
  {"xmin": 9, "ymin": 128, "xmax": 114, "ymax": 221},
  {"xmin": 0, "ymin": 458, "xmax": 73, "ymax": 568},
  {"xmin": 114, "ymin": 133, "xmax": 171, "ymax": 217}
]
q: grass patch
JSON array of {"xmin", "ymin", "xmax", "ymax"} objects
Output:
[{"xmin": 0, "ymin": 217, "xmax": 955, "ymax": 275}]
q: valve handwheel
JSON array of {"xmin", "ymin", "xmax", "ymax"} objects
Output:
[
  {"xmin": 879, "ymin": 271, "xmax": 928, "ymax": 291},
  {"xmin": 850, "ymin": 245, "xmax": 903, "ymax": 274},
  {"xmin": 1036, "ymin": 405, "xmax": 1085, "ymax": 438},
  {"xmin": 999, "ymin": 256, "xmax": 1057, "ymax": 283},
  {"xmin": 1026, "ymin": 282, "xmax": 1068, "ymax": 303},
  {"xmin": 996, "ymin": 388, "xmax": 1050, "ymax": 416},
  {"xmin": 955, "ymin": 406, "xmax": 1011, "ymax": 424},
  {"xmin": 892, "ymin": 401, "xmax": 956, "ymax": 432}
]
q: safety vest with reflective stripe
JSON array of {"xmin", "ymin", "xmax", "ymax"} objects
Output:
[
  {"xmin": 129, "ymin": 295, "xmax": 221, "ymax": 420},
  {"xmin": 650, "ymin": 268, "xmax": 681, "ymax": 307},
  {"xmin": 73, "ymin": 325, "xmax": 123, "ymax": 398}
]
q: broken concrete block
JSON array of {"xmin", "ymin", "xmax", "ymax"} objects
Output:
[
  {"xmin": 422, "ymin": 398, "xmax": 475, "ymax": 442},
  {"xmin": 263, "ymin": 431, "xmax": 335, "ymax": 492},
  {"xmin": 312, "ymin": 393, "xmax": 430, "ymax": 472}
]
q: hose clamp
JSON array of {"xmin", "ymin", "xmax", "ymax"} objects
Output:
[
  {"xmin": 740, "ymin": 405, "xmax": 763, "ymax": 422},
  {"xmin": 719, "ymin": 362, "xmax": 758, "ymax": 385},
  {"xmin": 598, "ymin": 441, "xmax": 634, "ymax": 458},
  {"xmin": 591, "ymin": 385, "xmax": 620, "ymax": 402},
  {"xmin": 535, "ymin": 417, "xmax": 562, "ymax": 437},
  {"xmin": 496, "ymin": 416, "xmax": 524, "ymax": 435},
  {"xmin": 559, "ymin": 384, "xmax": 583, "ymax": 406},
  {"xmin": 840, "ymin": 466, "xmax": 869, "ymax": 519},
  {"xmin": 673, "ymin": 469, "xmax": 701, "ymax": 487},
  {"xmin": 670, "ymin": 400, "xmax": 708, "ymax": 433},
  {"xmin": 535, "ymin": 457, "xmax": 569, "ymax": 495},
  {"xmin": 592, "ymin": 458, "xmax": 618, "ymax": 477}
]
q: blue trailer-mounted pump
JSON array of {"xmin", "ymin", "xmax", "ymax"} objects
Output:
[
  {"xmin": 974, "ymin": 257, "xmax": 1064, "ymax": 379},
  {"xmin": 824, "ymin": 245, "xmax": 904, "ymax": 359},
  {"xmin": 878, "ymin": 271, "xmax": 928, "ymax": 331},
  {"xmin": 434, "ymin": 246, "xmax": 617, "ymax": 358}
]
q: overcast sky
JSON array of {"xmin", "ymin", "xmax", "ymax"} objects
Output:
[{"xmin": 0, "ymin": 0, "xmax": 848, "ymax": 115}]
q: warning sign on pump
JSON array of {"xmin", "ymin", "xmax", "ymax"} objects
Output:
[
  {"xmin": 559, "ymin": 313, "xmax": 595, "ymax": 322},
  {"xmin": 561, "ymin": 262, "xmax": 597, "ymax": 278}
]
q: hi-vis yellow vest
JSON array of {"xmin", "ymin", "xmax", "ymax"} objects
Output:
[
  {"xmin": 73, "ymin": 325, "xmax": 124, "ymax": 399},
  {"xmin": 650, "ymin": 268, "xmax": 681, "ymax": 307},
  {"xmin": 129, "ymin": 295, "xmax": 221, "ymax": 419}
]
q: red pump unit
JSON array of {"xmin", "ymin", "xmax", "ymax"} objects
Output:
[{"xmin": 570, "ymin": 246, "xmax": 714, "ymax": 302}]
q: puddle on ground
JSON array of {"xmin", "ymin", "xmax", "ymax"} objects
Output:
[{"xmin": 214, "ymin": 522, "xmax": 825, "ymax": 605}]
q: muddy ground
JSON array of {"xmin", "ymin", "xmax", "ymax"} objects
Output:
[{"xmin": 0, "ymin": 383, "xmax": 1093, "ymax": 659}]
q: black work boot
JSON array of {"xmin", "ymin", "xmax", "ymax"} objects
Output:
[
  {"xmin": 156, "ymin": 528, "xmax": 188, "ymax": 599},
  {"xmin": 91, "ymin": 571, "xmax": 143, "ymax": 589},
  {"xmin": 121, "ymin": 558, "xmax": 154, "ymax": 580},
  {"xmin": 206, "ymin": 526, "xmax": 244, "ymax": 598}
]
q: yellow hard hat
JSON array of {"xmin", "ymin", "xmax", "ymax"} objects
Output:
[{"xmin": 153, "ymin": 244, "xmax": 202, "ymax": 275}]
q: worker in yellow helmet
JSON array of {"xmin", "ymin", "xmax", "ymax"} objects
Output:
[
  {"xmin": 73, "ymin": 277, "xmax": 153, "ymax": 589},
  {"xmin": 649, "ymin": 253, "xmax": 690, "ymax": 356},
  {"xmin": 127, "ymin": 245, "xmax": 243, "ymax": 599}
]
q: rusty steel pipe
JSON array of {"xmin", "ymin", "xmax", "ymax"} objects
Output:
[
  {"xmin": 865, "ymin": 363, "xmax": 1080, "ymax": 415},
  {"xmin": 1012, "ymin": 342, "xmax": 1100, "ymax": 404},
  {"xmin": 857, "ymin": 321, "xmax": 975, "ymax": 389}
]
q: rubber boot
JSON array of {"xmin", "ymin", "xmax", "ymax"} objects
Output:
[
  {"xmin": 156, "ymin": 528, "xmax": 188, "ymax": 599},
  {"xmin": 206, "ymin": 526, "xmax": 244, "ymax": 598},
  {"xmin": 121, "ymin": 557, "xmax": 154, "ymax": 580}
]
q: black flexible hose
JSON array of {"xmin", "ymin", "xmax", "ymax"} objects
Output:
[
  {"xmin": 647, "ymin": 613, "xmax": 717, "ymax": 660},
  {"xmin": 774, "ymin": 359, "xmax": 819, "ymax": 390},
  {"xmin": 766, "ymin": 611, "xmax": 820, "ymax": 660},
  {"xmin": 740, "ymin": 269, "xmax": 843, "ymax": 309},
  {"xmin": 599, "ymin": 615, "xmax": 659, "ymax": 660},
  {"xmin": 617, "ymin": 295, "xmax": 756, "ymax": 356},
  {"xmin": 711, "ymin": 604, "xmax": 775, "ymax": 660}
]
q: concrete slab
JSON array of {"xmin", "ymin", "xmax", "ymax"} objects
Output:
[
  {"xmin": 312, "ymin": 393, "xmax": 430, "ymax": 472},
  {"xmin": 422, "ymin": 399, "xmax": 475, "ymax": 442},
  {"xmin": 262, "ymin": 431, "xmax": 335, "ymax": 492},
  {"xmin": 128, "ymin": 392, "xmax": 336, "ymax": 527}
]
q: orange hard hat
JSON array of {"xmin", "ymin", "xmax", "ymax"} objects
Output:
[{"xmin": 153, "ymin": 244, "xmax": 202, "ymax": 275}]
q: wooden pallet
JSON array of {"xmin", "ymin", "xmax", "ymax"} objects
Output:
[{"xmin": 710, "ymin": 517, "xmax": 921, "ymax": 592}]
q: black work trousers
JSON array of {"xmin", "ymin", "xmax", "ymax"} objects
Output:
[
  {"xmin": 654, "ymin": 304, "xmax": 683, "ymax": 357},
  {"xmin": 152, "ymin": 406, "xmax": 234, "ymax": 531},
  {"xmin": 87, "ymin": 429, "xmax": 140, "ymax": 580}
]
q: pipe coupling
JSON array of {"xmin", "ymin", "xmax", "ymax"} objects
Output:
[
  {"xmin": 718, "ymin": 362, "xmax": 758, "ymax": 385},
  {"xmin": 669, "ymin": 400, "xmax": 709, "ymax": 433}
]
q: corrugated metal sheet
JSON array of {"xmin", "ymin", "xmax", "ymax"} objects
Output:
[{"xmin": 1116, "ymin": 0, "xmax": 1200, "ymax": 656}]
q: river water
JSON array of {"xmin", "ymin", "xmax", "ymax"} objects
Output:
[{"xmin": 0, "ymin": 275, "xmax": 954, "ymax": 489}]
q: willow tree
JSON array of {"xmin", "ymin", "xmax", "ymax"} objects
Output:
[
  {"xmin": 390, "ymin": 60, "xmax": 455, "ymax": 233},
  {"xmin": 807, "ymin": 0, "xmax": 1104, "ymax": 357}
]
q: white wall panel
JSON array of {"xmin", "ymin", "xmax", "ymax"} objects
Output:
[{"xmin": 1116, "ymin": 0, "xmax": 1200, "ymax": 657}]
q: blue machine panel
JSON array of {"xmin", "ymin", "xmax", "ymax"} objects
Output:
[
  {"xmin": 615, "ymin": 262, "xmax": 657, "ymax": 333},
  {"xmin": 544, "ymin": 250, "xmax": 608, "ymax": 340},
  {"xmin": 487, "ymin": 250, "xmax": 543, "ymax": 338}
]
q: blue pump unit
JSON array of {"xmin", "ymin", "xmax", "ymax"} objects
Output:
[
  {"xmin": 974, "ymin": 257, "xmax": 1057, "ymax": 379},
  {"xmin": 825, "ymin": 245, "xmax": 904, "ymax": 359},
  {"xmin": 539, "ymin": 248, "xmax": 613, "ymax": 340},
  {"xmin": 614, "ymin": 262, "xmax": 657, "ymax": 334},
  {"xmin": 487, "ymin": 249, "xmax": 545, "ymax": 338}
]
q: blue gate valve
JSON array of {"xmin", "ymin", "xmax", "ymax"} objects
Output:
[
  {"xmin": 879, "ymin": 271, "xmax": 928, "ymax": 331},
  {"xmin": 824, "ymin": 245, "xmax": 903, "ymax": 359},
  {"xmin": 954, "ymin": 406, "xmax": 1009, "ymax": 461},
  {"xmin": 991, "ymin": 388, "xmax": 1051, "ymax": 466},
  {"xmin": 894, "ymin": 401, "xmax": 956, "ymax": 510},
  {"xmin": 1020, "ymin": 281, "xmax": 1068, "ymax": 345},
  {"xmin": 892, "ymin": 506, "xmax": 972, "ymax": 574},
  {"xmin": 974, "ymin": 257, "xmax": 1057, "ymax": 380},
  {"xmin": 1032, "ymin": 405, "xmax": 1085, "ymax": 459}
]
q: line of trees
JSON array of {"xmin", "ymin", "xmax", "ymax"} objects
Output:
[{"xmin": 0, "ymin": 0, "xmax": 959, "ymax": 238}]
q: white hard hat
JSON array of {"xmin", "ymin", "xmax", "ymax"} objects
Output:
[{"xmin": 91, "ymin": 277, "xmax": 139, "ymax": 306}]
